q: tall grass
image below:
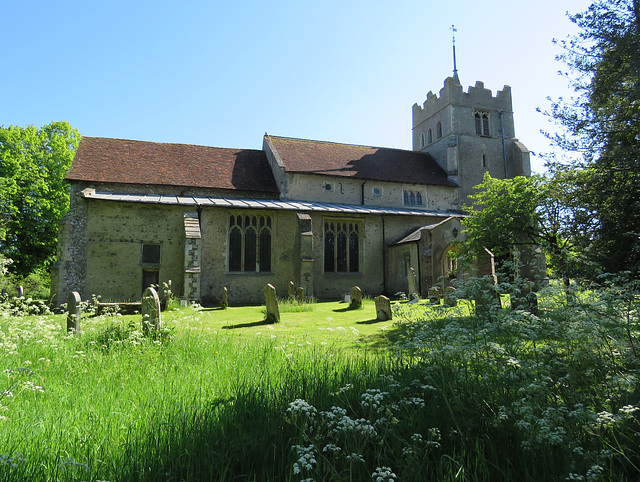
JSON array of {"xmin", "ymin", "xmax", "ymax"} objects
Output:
[
  {"xmin": 0, "ymin": 312, "xmax": 388, "ymax": 480},
  {"xmin": 0, "ymin": 279, "xmax": 639, "ymax": 481}
]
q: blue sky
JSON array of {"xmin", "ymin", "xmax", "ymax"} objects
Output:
[{"xmin": 2, "ymin": 0, "xmax": 592, "ymax": 172}]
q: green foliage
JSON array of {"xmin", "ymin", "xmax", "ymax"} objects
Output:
[
  {"xmin": 0, "ymin": 121, "xmax": 80, "ymax": 277},
  {"xmin": 545, "ymin": 0, "xmax": 640, "ymax": 275},
  {"xmin": 463, "ymin": 173, "xmax": 578, "ymax": 281},
  {"xmin": 0, "ymin": 287, "xmax": 638, "ymax": 481},
  {"xmin": 463, "ymin": 173, "xmax": 543, "ymax": 258}
]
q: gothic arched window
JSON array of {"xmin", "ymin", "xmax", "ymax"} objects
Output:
[
  {"xmin": 324, "ymin": 220, "xmax": 361, "ymax": 273},
  {"xmin": 228, "ymin": 213, "xmax": 272, "ymax": 272},
  {"xmin": 475, "ymin": 111, "xmax": 490, "ymax": 136},
  {"xmin": 436, "ymin": 122, "xmax": 442, "ymax": 139}
]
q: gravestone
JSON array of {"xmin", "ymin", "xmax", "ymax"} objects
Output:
[
  {"xmin": 407, "ymin": 268, "xmax": 418, "ymax": 296},
  {"xmin": 17, "ymin": 286, "xmax": 24, "ymax": 298},
  {"xmin": 264, "ymin": 284, "xmax": 280, "ymax": 323},
  {"xmin": 66, "ymin": 291, "xmax": 82, "ymax": 334},
  {"xmin": 222, "ymin": 286, "xmax": 228, "ymax": 309},
  {"xmin": 428, "ymin": 287, "xmax": 440, "ymax": 303},
  {"xmin": 350, "ymin": 286, "xmax": 362, "ymax": 309},
  {"xmin": 288, "ymin": 281, "xmax": 295, "ymax": 298},
  {"xmin": 296, "ymin": 286, "xmax": 304, "ymax": 304},
  {"xmin": 443, "ymin": 286, "xmax": 457, "ymax": 307},
  {"xmin": 142, "ymin": 286, "xmax": 162, "ymax": 335},
  {"xmin": 375, "ymin": 295, "xmax": 392, "ymax": 321}
]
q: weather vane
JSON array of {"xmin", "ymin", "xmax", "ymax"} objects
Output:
[{"xmin": 451, "ymin": 24, "xmax": 460, "ymax": 84}]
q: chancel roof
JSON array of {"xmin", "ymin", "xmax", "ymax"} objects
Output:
[
  {"xmin": 66, "ymin": 137, "xmax": 279, "ymax": 194},
  {"xmin": 266, "ymin": 135, "xmax": 457, "ymax": 187}
]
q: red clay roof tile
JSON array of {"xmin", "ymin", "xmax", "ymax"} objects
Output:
[
  {"xmin": 66, "ymin": 137, "xmax": 279, "ymax": 193},
  {"xmin": 267, "ymin": 135, "xmax": 457, "ymax": 187}
]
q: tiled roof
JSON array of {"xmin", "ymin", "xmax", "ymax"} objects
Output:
[
  {"xmin": 267, "ymin": 135, "xmax": 457, "ymax": 187},
  {"xmin": 66, "ymin": 137, "xmax": 279, "ymax": 194}
]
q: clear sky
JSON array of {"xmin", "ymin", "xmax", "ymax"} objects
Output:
[{"xmin": 2, "ymin": 0, "xmax": 592, "ymax": 173}]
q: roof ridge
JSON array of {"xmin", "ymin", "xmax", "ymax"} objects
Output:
[
  {"xmin": 82, "ymin": 136, "xmax": 262, "ymax": 153},
  {"xmin": 267, "ymin": 134, "xmax": 419, "ymax": 153}
]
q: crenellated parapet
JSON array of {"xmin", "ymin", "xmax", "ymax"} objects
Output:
[{"xmin": 413, "ymin": 77, "xmax": 513, "ymax": 124}]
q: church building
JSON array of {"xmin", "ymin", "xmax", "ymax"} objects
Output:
[{"xmin": 51, "ymin": 76, "xmax": 530, "ymax": 305}]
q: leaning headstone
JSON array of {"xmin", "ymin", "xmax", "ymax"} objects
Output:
[
  {"xmin": 375, "ymin": 295, "xmax": 392, "ymax": 321},
  {"xmin": 296, "ymin": 286, "xmax": 304, "ymax": 304},
  {"xmin": 66, "ymin": 291, "xmax": 82, "ymax": 334},
  {"xmin": 264, "ymin": 284, "xmax": 280, "ymax": 323},
  {"xmin": 17, "ymin": 286, "xmax": 24, "ymax": 298},
  {"xmin": 443, "ymin": 286, "xmax": 457, "ymax": 307},
  {"xmin": 142, "ymin": 287, "xmax": 162, "ymax": 335},
  {"xmin": 221, "ymin": 286, "xmax": 228, "ymax": 309},
  {"xmin": 428, "ymin": 287, "xmax": 440, "ymax": 304},
  {"xmin": 350, "ymin": 286, "xmax": 362, "ymax": 309},
  {"xmin": 288, "ymin": 281, "xmax": 296, "ymax": 298}
]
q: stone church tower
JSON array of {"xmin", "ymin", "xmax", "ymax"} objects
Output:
[{"xmin": 412, "ymin": 76, "xmax": 531, "ymax": 209}]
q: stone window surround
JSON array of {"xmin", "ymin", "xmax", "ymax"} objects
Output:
[
  {"xmin": 403, "ymin": 189, "xmax": 424, "ymax": 207},
  {"xmin": 228, "ymin": 212, "xmax": 273, "ymax": 273},
  {"xmin": 323, "ymin": 217, "xmax": 363, "ymax": 274}
]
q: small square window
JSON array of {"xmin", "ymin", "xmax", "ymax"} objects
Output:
[{"xmin": 142, "ymin": 244, "xmax": 161, "ymax": 264}]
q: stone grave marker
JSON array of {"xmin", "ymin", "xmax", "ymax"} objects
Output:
[
  {"xmin": 407, "ymin": 268, "xmax": 418, "ymax": 296},
  {"xmin": 288, "ymin": 281, "xmax": 295, "ymax": 298},
  {"xmin": 222, "ymin": 286, "xmax": 228, "ymax": 309},
  {"xmin": 264, "ymin": 283, "xmax": 280, "ymax": 323},
  {"xmin": 444, "ymin": 286, "xmax": 457, "ymax": 307},
  {"xmin": 296, "ymin": 286, "xmax": 304, "ymax": 304},
  {"xmin": 142, "ymin": 286, "xmax": 162, "ymax": 335},
  {"xmin": 428, "ymin": 287, "xmax": 440, "ymax": 304},
  {"xmin": 375, "ymin": 295, "xmax": 392, "ymax": 321},
  {"xmin": 350, "ymin": 286, "xmax": 362, "ymax": 309},
  {"xmin": 66, "ymin": 291, "xmax": 82, "ymax": 334},
  {"xmin": 17, "ymin": 285, "xmax": 24, "ymax": 298}
]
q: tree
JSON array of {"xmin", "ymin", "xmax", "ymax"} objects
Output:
[
  {"xmin": 462, "ymin": 172, "xmax": 578, "ymax": 284},
  {"xmin": 546, "ymin": 0, "xmax": 640, "ymax": 275},
  {"xmin": 0, "ymin": 121, "xmax": 80, "ymax": 277}
]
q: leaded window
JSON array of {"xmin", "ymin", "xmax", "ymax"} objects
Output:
[
  {"xmin": 403, "ymin": 190, "xmax": 424, "ymax": 206},
  {"xmin": 229, "ymin": 214, "xmax": 272, "ymax": 272},
  {"xmin": 324, "ymin": 220, "xmax": 361, "ymax": 273},
  {"xmin": 475, "ymin": 111, "xmax": 490, "ymax": 136}
]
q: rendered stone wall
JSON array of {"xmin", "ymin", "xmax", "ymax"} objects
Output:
[
  {"xmin": 199, "ymin": 208, "xmax": 299, "ymax": 306},
  {"xmin": 83, "ymin": 201, "xmax": 186, "ymax": 301},
  {"xmin": 280, "ymin": 172, "xmax": 458, "ymax": 213}
]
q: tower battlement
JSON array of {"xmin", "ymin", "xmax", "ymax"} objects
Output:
[{"xmin": 413, "ymin": 77, "xmax": 513, "ymax": 121}]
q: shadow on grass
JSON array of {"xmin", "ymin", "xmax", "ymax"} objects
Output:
[
  {"xmin": 332, "ymin": 306, "xmax": 359, "ymax": 313},
  {"xmin": 222, "ymin": 319, "xmax": 270, "ymax": 329},
  {"xmin": 356, "ymin": 318, "xmax": 385, "ymax": 325}
]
